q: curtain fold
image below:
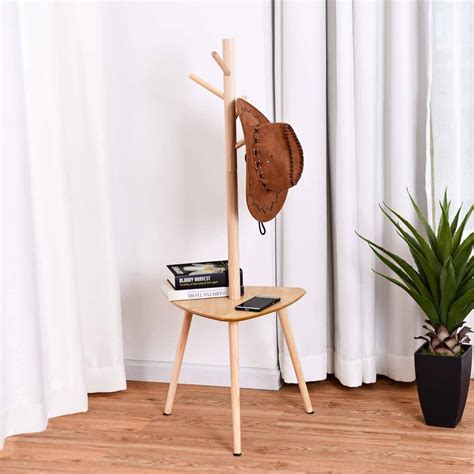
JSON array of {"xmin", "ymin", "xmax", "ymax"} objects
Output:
[
  {"xmin": 1, "ymin": 3, "xmax": 125, "ymax": 448},
  {"xmin": 279, "ymin": 0, "xmax": 432, "ymax": 387},
  {"xmin": 277, "ymin": 0, "xmax": 330, "ymax": 383},
  {"xmin": 430, "ymin": 0, "xmax": 474, "ymax": 371}
]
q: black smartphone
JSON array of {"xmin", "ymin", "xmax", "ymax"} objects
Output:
[{"xmin": 235, "ymin": 296, "xmax": 281, "ymax": 312}]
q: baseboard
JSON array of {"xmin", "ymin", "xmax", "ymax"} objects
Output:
[{"xmin": 125, "ymin": 359, "xmax": 282, "ymax": 391}]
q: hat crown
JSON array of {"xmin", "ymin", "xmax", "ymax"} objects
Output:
[{"xmin": 250, "ymin": 122, "xmax": 303, "ymax": 193}]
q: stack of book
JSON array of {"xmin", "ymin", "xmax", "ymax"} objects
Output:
[{"xmin": 162, "ymin": 260, "xmax": 244, "ymax": 301}]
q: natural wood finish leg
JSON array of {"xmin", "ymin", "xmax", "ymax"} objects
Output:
[
  {"xmin": 228, "ymin": 321, "xmax": 241, "ymax": 456},
  {"xmin": 222, "ymin": 39, "xmax": 241, "ymax": 301},
  {"xmin": 278, "ymin": 308, "xmax": 314, "ymax": 414},
  {"xmin": 163, "ymin": 311, "xmax": 193, "ymax": 415}
]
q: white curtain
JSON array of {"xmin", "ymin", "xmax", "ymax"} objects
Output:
[
  {"xmin": 1, "ymin": 3, "xmax": 126, "ymax": 448},
  {"xmin": 430, "ymin": 0, "xmax": 474, "ymax": 361},
  {"xmin": 430, "ymin": 1, "xmax": 474, "ymax": 218},
  {"xmin": 278, "ymin": 0, "xmax": 432, "ymax": 386}
]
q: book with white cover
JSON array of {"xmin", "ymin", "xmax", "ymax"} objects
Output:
[{"xmin": 161, "ymin": 280, "xmax": 229, "ymax": 301}]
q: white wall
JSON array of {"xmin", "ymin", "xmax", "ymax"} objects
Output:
[{"xmin": 102, "ymin": 1, "xmax": 280, "ymax": 389}]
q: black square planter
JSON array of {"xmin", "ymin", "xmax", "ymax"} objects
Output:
[{"xmin": 415, "ymin": 343, "xmax": 472, "ymax": 428}]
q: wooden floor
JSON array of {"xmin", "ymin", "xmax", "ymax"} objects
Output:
[{"xmin": 0, "ymin": 377, "xmax": 473, "ymax": 472}]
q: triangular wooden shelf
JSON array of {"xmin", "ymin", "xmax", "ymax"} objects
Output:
[{"xmin": 172, "ymin": 286, "xmax": 305, "ymax": 322}]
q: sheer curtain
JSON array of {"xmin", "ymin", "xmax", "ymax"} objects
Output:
[
  {"xmin": 430, "ymin": 0, "xmax": 474, "ymax": 366},
  {"xmin": 430, "ymin": 1, "xmax": 473, "ymax": 219},
  {"xmin": 278, "ymin": 0, "xmax": 432, "ymax": 386},
  {"xmin": 1, "ymin": 3, "xmax": 125, "ymax": 447}
]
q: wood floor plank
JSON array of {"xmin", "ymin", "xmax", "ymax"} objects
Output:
[{"xmin": 0, "ymin": 377, "xmax": 472, "ymax": 472}]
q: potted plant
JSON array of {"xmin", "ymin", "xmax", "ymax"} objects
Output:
[{"xmin": 358, "ymin": 191, "xmax": 473, "ymax": 427}]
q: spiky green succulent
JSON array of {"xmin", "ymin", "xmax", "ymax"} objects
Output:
[{"xmin": 358, "ymin": 191, "xmax": 473, "ymax": 356}]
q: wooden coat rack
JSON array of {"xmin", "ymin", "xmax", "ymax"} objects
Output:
[{"xmin": 163, "ymin": 39, "xmax": 313, "ymax": 456}]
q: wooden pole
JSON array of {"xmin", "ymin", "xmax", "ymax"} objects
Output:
[
  {"xmin": 228, "ymin": 321, "xmax": 241, "ymax": 455},
  {"xmin": 189, "ymin": 74, "xmax": 224, "ymax": 99},
  {"xmin": 234, "ymin": 138, "xmax": 245, "ymax": 150},
  {"xmin": 223, "ymin": 39, "xmax": 240, "ymax": 300},
  {"xmin": 163, "ymin": 311, "xmax": 193, "ymax": 415},
  {"xmin": 278, "ymin": 308, "xmax": 314, "ymax": 414},
  {"xmin": 211, "ymin": 51, "xmax": 231, "ymax": 76}
]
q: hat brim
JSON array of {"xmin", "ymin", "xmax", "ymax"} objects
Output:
[
  {"xmin": 246, "ymin": 166, "xmax": 288, "ymax": 222},
  {"xmin": 236, "ymin": 98, "xmax": 288, "ymax": 223}
]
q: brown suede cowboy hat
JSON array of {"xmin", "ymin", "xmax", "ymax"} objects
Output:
[{"xmin": 236, "ymin": 98, "xmax": 303, "ymax": 225}]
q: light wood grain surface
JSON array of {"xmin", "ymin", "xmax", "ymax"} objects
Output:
[
  {"xmin": 278, "ymin": 308, "xmax": 313, "ymax": 414},
  {"xmin": 164, "ymin": 311, "xmax": 193, "ymax": 415},
  {"xmin": 222, "ymin": 38, "xmax": 240, "ymax": 300},
  {"xmin": 172, "ymin": 286, "xmax": 305, "ymax": 322},
  {"xmin": 1, "ymin": 378, "xmax": 473, "ymax": 472},
  {"xmin": 228, "ymin": 321, "xmax": 241, "ymax": 455}
]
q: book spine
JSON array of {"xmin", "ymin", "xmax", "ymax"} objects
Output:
[
  {"xmin": 172, "ymin": 269, "xmax": 243, "ymax": 290},
  {"xmin": 168, "ymin": 287, "xmax": 228, "ymax": 301},
  {"xmin": 167, "ymin": 285, "xmax": 245, "ymax": 302}
]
